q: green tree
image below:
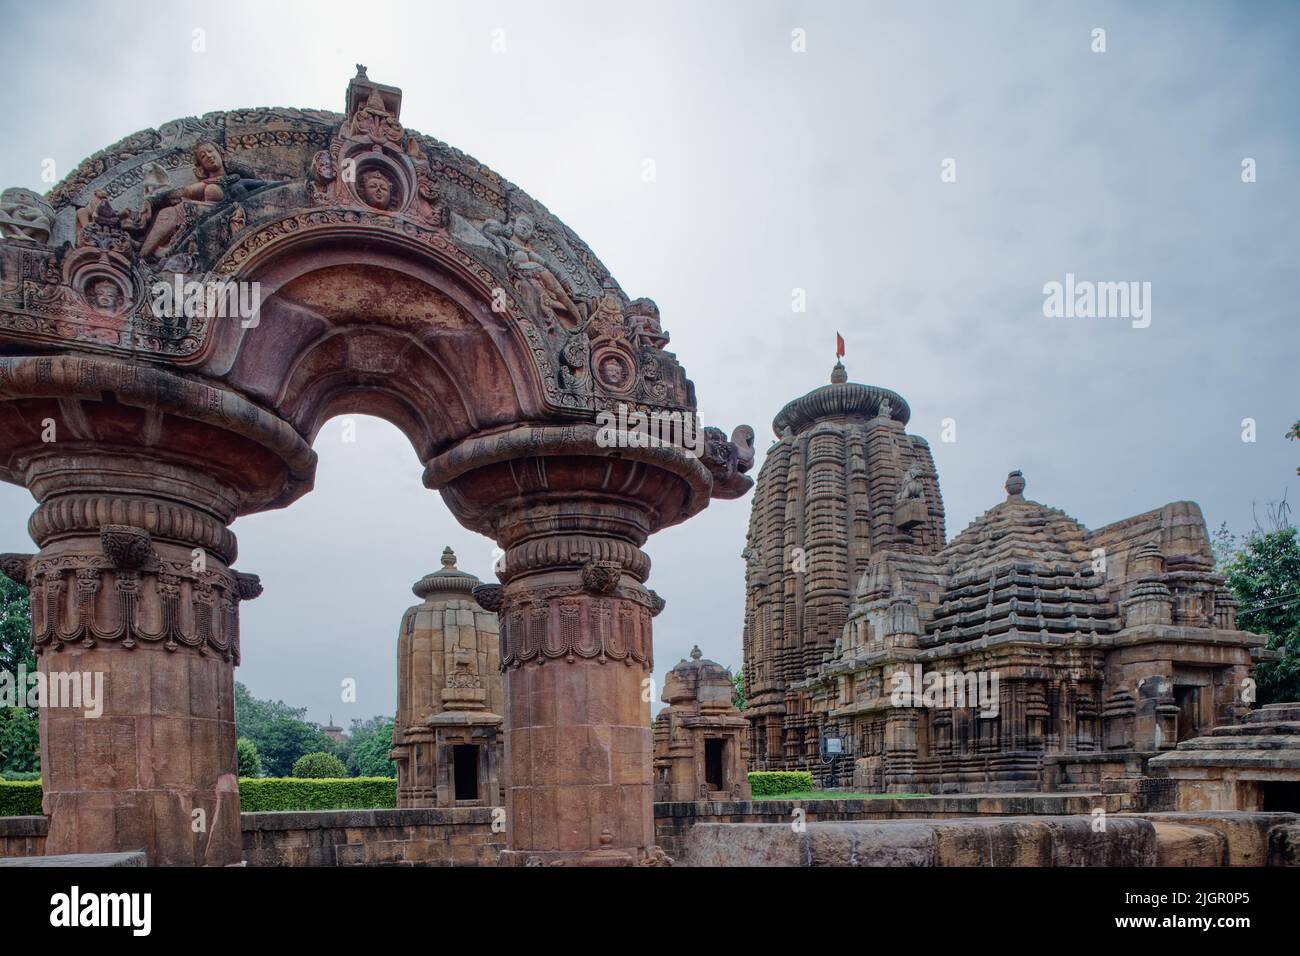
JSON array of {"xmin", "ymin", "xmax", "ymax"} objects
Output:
[
  {"xmin": 0, "ymin": 575, "xmax": 38, "ymax": 773},
  {"xmin": 236, "ymin": 737, "xmax": 263, "ymax": 778},
  {"xmin": 332, "ymin": 714, "xmax": 389, "ymax": 773},
  {"xmin": 1226, "ymin": 526, "xmax": 1300, "ymax": 705},
  {"xmin": 1211, "ymin": 522, "xmax": 1239, "ymax": 575},
  {"xmin": 256, "ymin": 719, "xmax": 336, "ymax": 777},
  {"xmin": 292, "ymin": 751, "xmax": 346, "ymax": 778},
  {"xmin": 0, "ymin": 575, "xmax": 34, "ymax": 679},
  {"xmin": 347, "ymin": 719, "xmax": 397, "ymax": 777},
  {"xmin": 235, "ymin": 683, "xmax": 335, "ymax": 777},
  {"xmin": 732, "ymin": 669, "xmax": 745, "ymax": 711}
]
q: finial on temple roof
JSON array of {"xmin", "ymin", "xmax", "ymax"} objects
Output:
[
  {"xmin": 1005, "ymin": 470, "xmax": 1026, "ymax": 500},
  {"xmin": 830, "ymin": 361, "xmax": 847, "ymax": 385},
  {"xmin": 355, "ymin": 64, "xmax": 368, "ymax": 78},
  {"xmin": 689, "ymin": 645, "xmax": 703, "ymax": 661},
  {"xmin": 441, "ymin": 546, "xmax": 456, "ymax": 568}
]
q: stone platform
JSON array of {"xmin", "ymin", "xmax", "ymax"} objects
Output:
[
  {"xmin": 678, "ymin": 812, "xmax": 1300, "ymax": 867},
  {"xmin": 0, "ymin": 851, "xmax": 145, "ymax": 867},
  {"xmin": 2, "ymin": 799, "xmax": 1296, "ymax": 866}
]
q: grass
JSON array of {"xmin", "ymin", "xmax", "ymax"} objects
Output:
[{"xmin": 752, "ymin": 791, "xmax": 928, "ymax": 801}]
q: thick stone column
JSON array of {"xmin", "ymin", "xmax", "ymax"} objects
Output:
[
  {"xmin": 6, "ymin": 451, "xmax": 258, "ymax": 866},
  {"xmin": 427, "ymin": 425, "xmax": 727, "ymax": 866},
  {"xmin": 482, "ymin": 503, "xmax": 661, "ymax": 865}
]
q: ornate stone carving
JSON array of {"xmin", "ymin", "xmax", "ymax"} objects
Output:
[
  {"xmin": 638, "ymin": 845, "xmax": 675, "ymax": 867},
  {"xmin": 581, "ymin": 559, "xmax": 622, "ymax": 595},
  {"xmin": 894, "ymin": 462, "xmax": 928, "ymax": 530},
  {"xmin": 472, "ymin": 582, "xmax": 502, "ymax": 612},
  {"xmin": 0, "ymin": 188, "xmax": 54, "ymax": 244},
  {"xmin": 483, "ymin": 213, "xmax": 588, "ymax": 331},
  {"xmin": 99, "ymin": 524, "xmax": 155, "ymax": 569},
  {"xmin": 0, "ymin": 552, "xmax": 33, "ymax": 586},
  {"xmin": 234, "ymin": 571, "xmax": 263, "ymax": 601},
  {"xmin": 138, "ymin": 140, "xmax": 275, "ymax": 259},
  {"xmin": 702, "ymin": 425, "xmax": 756, "ymax": 499}
]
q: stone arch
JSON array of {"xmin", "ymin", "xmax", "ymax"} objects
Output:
[
  {"xmin": 209, "ymin": 232, "xmax": 551, "ymax": 464},
  {"xmin": 0, "ymin": 69, "xmax": 754, "ymax": 866}
]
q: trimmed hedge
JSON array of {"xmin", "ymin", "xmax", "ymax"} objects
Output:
[
  {"xmin": 238, "ymin": 777, "xmax": 397, "ymax": 812},
  {"xmin": 0, "ymin": 780, "xmax": 42, "ymax": 816},
  {"xmin": 0, "ymin": 777, "xmax": 400, "ymax": 816},
  {"xmin": 747, "ymin": 771, "xmax": 816, "ymax": 796}
]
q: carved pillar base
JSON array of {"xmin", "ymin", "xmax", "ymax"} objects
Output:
[
  {"xmin": 13, "ymin": 451, "xmax": 259, "ymax": 866},
  {"xmin": 496, "ymin": 651, "xmax": 654, "ymax": 866}
]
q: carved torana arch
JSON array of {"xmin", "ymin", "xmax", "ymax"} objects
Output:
[{"xmin": 0, "ymin": 69, "xmax": 753, "ymax": 866}]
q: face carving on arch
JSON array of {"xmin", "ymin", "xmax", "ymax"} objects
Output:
[
  {"xmin": 86, "ymin": 278, "xmax": 122, "ymax": 314},
  {"xmin": 192, "ymin": 141, "xmax": 225, "ymax": 179},
  {"xmin": 599, "ymin": 354, "xmax": 630, "ymax": 388},
  {"xmin": 359, "ymin": 167, "xmax": 396, "ymax": 211}
]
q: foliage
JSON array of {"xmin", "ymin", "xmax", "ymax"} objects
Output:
[
  {"xmin": 747, "ymin": 771, "xmax": 815, "ymax": 796},
  {"xmin": 0, "ymin": 770, "xmax": 40, "ymax": 781},
  {"xmin": 0, "ymin": 709, "xmax": 39, "ymax": 774},
  {"xmin": 0, "ymin": 780, "xmax": 42, "ymax": 816},
  {"xmin": 2, "ymin": 775, "xmax": 402, "ymax": 815},
  {"xmin": 0, "ymin": 576, "xmax": 38, "ymax": 773},
  {"xmin": 291, "ymin": 751, "xmax": 347, "ymax": 778},
  {"xmin": 732, "ymin": 670, "xmax": 745, "ymax": 711},
  {"xmin": 329, "ymin": 714, "xmax": 396, "ymax": 777},
  {"xmin": 347, "ymin": 719, "xmax": 396, "ymax": 778},
  {"xmin": 235, "ymin": 683, "xmax": 336, "ymax": 777},
  {"xmin": 1210, "ymin": 522, "xmax": 1239, "ymax": 575},
  {"xmin": 751, "ymin": 791, "xmax": 927, "ymax": 801},
  {"xmin": 1225, "ymin": 525, "xmax": 1300, "ymax": 705},
  {"xmin": 0, "ymin": 575, "xmax": 33, "ymax": 678},
  {"xmin": 238, "ymin": 776, "xmax": 397, "ymax": 812},
  {"xmin": 236, "ymin": 737, "xmax": 263, "ymax": 778}
]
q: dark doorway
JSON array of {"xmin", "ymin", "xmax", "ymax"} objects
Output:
[
  {"xmin": 453, "ymin": 744, "xmax": 479, "ymax": 801},
  {"xmin": 704, "ymin": 739, "xmax": 725, "ymax": 790},
  {"xmin": 1175, "ymin": 686, "xmax": 1202, "ymax": 742},
  {"xmin": 1261, "ymin": 781, "xmax": 1300, "ymax": 812}
]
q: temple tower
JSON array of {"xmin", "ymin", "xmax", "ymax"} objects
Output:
[
  {"xmin": 741, "ymin": 363, "xmax": 946, "ymax": 775},
  {"xmin": 391, "ymin": 547, "xmax": 503, "ymax": 808}
]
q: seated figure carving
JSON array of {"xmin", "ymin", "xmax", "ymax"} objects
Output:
[{"xmin": 139, "ymin": 141, "xmax": 273, "ymax": 259}]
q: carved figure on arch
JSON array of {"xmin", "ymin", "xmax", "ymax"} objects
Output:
[
  {"xmin": 138, "ymin": 141, "xmax": 274, "ymax": 259},
  {"xmin": 482, "ymin": 213, "xmax": 588, "ymax": 329}
]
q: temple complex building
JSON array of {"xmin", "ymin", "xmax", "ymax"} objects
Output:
[
  {"xmin": 654, "ymin": 646, "xmax": 751, "ymax": 802},
  {"xmin": 391, "ymin": 547, "xmax": 503, "ymax": 808},
  {"xmin": 741, "ymin": 364, "xmax": 1275, "ymax": 796}
]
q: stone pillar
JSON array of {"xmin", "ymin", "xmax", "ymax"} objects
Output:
[
  {"xmin": 882, "ymin": 709, "xmax": 919, "ymax": 792},
  {"xmin": 427, "ymin": 422, "xmax": 741, "ymax": 866},
  {"xmin": 11, "ymin": 451, "xmax": 257, "ymax": 866},
  {"xmin": 489, "ymin": 503, "xmax": 659, "ymax": 866}
]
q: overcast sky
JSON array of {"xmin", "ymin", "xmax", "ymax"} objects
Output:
[{"xmin": 1, "ymin": 0, "xmax": 1296, "ymax": 727}]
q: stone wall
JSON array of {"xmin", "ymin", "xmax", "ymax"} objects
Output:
[
  {"xmin": 242, "ymin": 808, "xmax": 502, "ymax": 866},
  {"xmin": 653, "ymin": 793, "xmax": 1133, "ymax": 860},
  {"xmin": 676, "ymin": 813, "xmax": 1300, "ymax": 867},
  {"xmin": 2, "ymin": 801, "xmax": 1295, "ymax": 866},
  {"xmin": 0, "ymin": 815, "xmax": 45, "ymax": 858}
]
